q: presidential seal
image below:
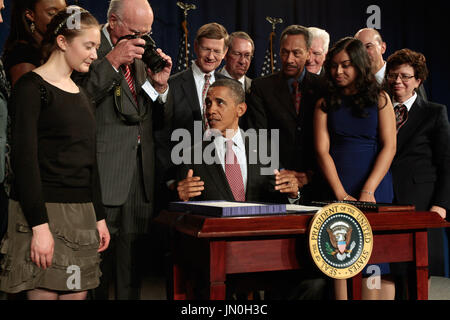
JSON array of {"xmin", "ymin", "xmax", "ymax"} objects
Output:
[{"xmin": 308, "ymin": 203, "xmax": 373, "ymax": 279}]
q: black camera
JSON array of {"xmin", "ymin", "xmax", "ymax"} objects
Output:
[{"xmin": 117, "ymin": 34, "xmax": 168, "ymax": 74}]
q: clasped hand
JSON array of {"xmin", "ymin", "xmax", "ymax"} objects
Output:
[{"xmin": 177, "ymin": 169, "xmax": 299, "ymax": 201}]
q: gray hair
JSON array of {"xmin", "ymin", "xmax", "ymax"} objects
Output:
[
  {"xmin": 228, "ymin": 31, "xmax": 255, "ymax": 54},
  {"xmin": 308, "ymin": 27, "xmax": 330, "ymax": 53},
  {"xmin": 107, "ymin": 0, "xmax": 124, "ymax": 20},
  {"xmin": 209, "ymin": 78, "xmax": 245, "ymax": 104}
]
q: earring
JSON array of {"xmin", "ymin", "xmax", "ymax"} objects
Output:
[{"xmin": 30, "ymin": 22, "xmax": 35, "ymax": 33}]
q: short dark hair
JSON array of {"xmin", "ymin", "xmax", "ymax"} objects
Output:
[
  {"xmin": 280, "ymin": 25, "xmax": 311, "ymax": 49},
  {"xmin": 209, "ymin": 78, "xmax": 245, "ymax": 104},
  {"xmin": 386, "ymin": 48, "xmax": 428, "ymax": 82}
]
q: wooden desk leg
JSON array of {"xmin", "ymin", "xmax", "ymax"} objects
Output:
[
  {"xmin": 173, "ymin": 263, "xmax": 187, "ymax": 300},
  {"xmin": 351, "ymin": 273, "xmax": 362, "ymax": 300},
  {"xmin": 209, "ymin": 241, "xmax": 226, "ymax": 300},
  {"xmin": 415, "ymin": 231, "xmax": 429, "ymax": 300}
]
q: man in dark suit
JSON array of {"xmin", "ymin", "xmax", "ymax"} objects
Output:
[
  {"xmin": 156, "ymin": 23, "xmax": 229, "ymax": 210},
  {"xmin": 247, "ymin": 25, "xmax": 325, "ymax": 202},
  {"xmin": 219, "ymin": 31, "xmax": 254, "ymax": 94},
  {"xmin": 73, "ymin": 0, "xmax": 172, "ymax": 299},
  {"xmin": 167, "ymin": 23, "xmax": 229, "ymax": 138},
  {"xmin": 177, "ymin": 79, "xmax": 330, "ymax": 299},
  {"xmin": 176, "ymin": 78, "xmax": 299, "ymax": 203}
]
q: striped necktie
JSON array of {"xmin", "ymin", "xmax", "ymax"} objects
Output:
[
  {"xmin": 121, "ymin": 64, "xmax": 137, "ymax": 104},
  {"xmin": 225, "ymin": 139, "xmax": 245, "ymax": 202},
  {"xmin": 202, "ymin": 74, "xmax": 211, "ymax": 130},
  {"xmin": 394, "ymin": 104, "xmax": 408, "ymax": 130},
  {"xmin": 291, "ymin": 80, "xmax": 301, "ymax": 115}
]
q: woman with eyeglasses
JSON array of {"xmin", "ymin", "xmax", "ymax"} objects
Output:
[
  {"xmin": 314, "ymin": 37, "xmax": 396, "ymax": 300},
  {"xmin": 385, "ymin": 48, "xmax": 450, "ymax": 284}
]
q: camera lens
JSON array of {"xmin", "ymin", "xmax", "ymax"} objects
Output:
[{"xmin": 141, "ymin": 35, "xmax": 168, "ymax": 73}]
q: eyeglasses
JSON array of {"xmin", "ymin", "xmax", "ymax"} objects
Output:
[
  {"xmin": 230, "ymin": 51, "xmax": 253, "ymax": 61},
  {"xmin": 386, "ymin": 73, "xmax": 415, "ymax": 82},
  {"xmin": 198, "ymin": 45, "xmax": 224, "ymax": 56},
  {"xmin": 115, "ymin": 14, "xmax": 152, "ymax": 37}
]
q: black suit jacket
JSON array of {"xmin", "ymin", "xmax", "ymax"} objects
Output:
[
  {"xmin": 247, "ymin": 71, "xmax": 324, "ymax": 172},
  {"xmin": 391, "ymin": 95, "xmax": 450, "ymax": 212},
  {"xmin": 177, "ymin": 133, "xmax": 287, "ymax": 203}
]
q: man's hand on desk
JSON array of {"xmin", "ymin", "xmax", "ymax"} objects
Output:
[
  {"xmin": 430, "ymin": 205, "xmax": 446, "ymax": 219},
  {"xmin": 177, "ymin": 169, "xmax": 204, "ymax": 201}
]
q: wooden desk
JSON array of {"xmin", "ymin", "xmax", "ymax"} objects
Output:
[{"xmin": 156, "ymin": 210, "xmax": 449, "ymax": 300}]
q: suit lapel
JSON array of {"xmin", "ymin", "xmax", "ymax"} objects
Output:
[
  {"xmin": 245, "ymin": 134, "xmax": 259, "ymax": 200},
  {"xmin": 274, "ymin": 72, "xmax": 297, "ymax": 120},
  {"xmin": 396, "ymin": 96, "xmax": 427, "ymax": 154},
  {"xmin": 202, "ymin": 140, "xmax": 235, "ymax": 200},
  {"xmin": 182, "ymin": 69, "xmax": 202, "ymax": 121}
]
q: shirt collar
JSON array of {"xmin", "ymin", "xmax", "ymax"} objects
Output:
[
  {"xmin": 287, "ymin": 67, "xmax": 307, "ymax": 92},
  {"xmin": 375, "ymin": 61, "xmax": 386, "ymax": 84},
  {"xmin": 192, "ymin": 60, "xmax": 215, "ymax": 82},
  {"xmin": 215, "ymin": 128, "xmax": 245, "ymax": 152},
  {"xmin": 393, "ymin": 92, "xmax": 417, "ymax": 112},
  {"xmin": 220, "ymin": 67, "xmax": 246, "ymax": 87}
]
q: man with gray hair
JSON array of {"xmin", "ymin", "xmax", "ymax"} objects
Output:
[
  {"xmin": 305, "ymin": 27, "xmax": 330, "ymax": 75},
  {"xmin": 220, "ymin": 31, "xmax": 254, "ymax": 93},
  {"xmin": 73, "ymin": 0, "xmax": 172, "ymax": 300}
]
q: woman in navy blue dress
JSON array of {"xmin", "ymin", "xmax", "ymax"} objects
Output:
[{"xmin": 314, "ymin": 37, "xmax": 396, "ymax": 299}]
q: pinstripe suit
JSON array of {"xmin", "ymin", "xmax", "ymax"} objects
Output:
[{"xmin": 73, "ymin": 28, "xmax": 169, "ymax": 299}]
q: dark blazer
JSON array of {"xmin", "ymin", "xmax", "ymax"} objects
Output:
[
  {"xmin": 167, "ymin": 67, "xmax": 228, "ymax": 137},
  {"xmin": 391, "ymin": 95, "xmax": 450, "ymax": 212},
  {"xmin": 73, "ymin": 30, "xmax": 168, "ymax": 230},
  {"xmin": 247, "ymin": 70, "xmax": 324, "ymax": 172},
  {"xmin": 157, "ymin": 67, "xmax": 228, "ymax": 187},
  {"xmin": 177, "ymin": 133, "xmax": 286, "ymax": 203}
]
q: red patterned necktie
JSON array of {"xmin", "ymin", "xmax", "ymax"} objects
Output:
[
  {"xmin": 121, "ymin": 64, "xmax": 137, "ymax": 104},
  {"xmin": 202, "ymin": 74, "xmax": 211, "ymax": 130},
  {"xmin": 225, "ymin": 139, "xmax": 245, "ymax": 202},
  {"xmin": 394, "ymin": 104, "xmax": 408, "ymax": 130},
  {"xmin": 291, "ymin": 80, "xmax": 301, "ymax": 115}
]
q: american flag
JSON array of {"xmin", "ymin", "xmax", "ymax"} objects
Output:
[
  {"xmin": 174, "ymin": 35, "xmax": 193, "ymax": 73},
  {"xmin": 260, "ymin": 43, "xmax": 280, "ymax": 76}
]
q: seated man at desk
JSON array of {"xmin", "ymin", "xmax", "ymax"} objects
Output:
[
  {"xmin": 175, "ymin": 79, "xmax": 328, "ymax": 300},
  {"xmin": 176, "ymin": 78, "xmax": 300, "ymax": 203}
]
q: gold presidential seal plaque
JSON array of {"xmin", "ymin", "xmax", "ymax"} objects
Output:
[{"xmin": 309, "ymin": 203, "xmax": 373, "ymax": 279}]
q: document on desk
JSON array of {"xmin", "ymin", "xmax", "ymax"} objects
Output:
[
  {"xmin": 286, "ymin": 204, "xmax": 322, "ymax": 213},
  {"xmin": 168, "ymin": 200, "xmax": 287, "ymax": 217}
]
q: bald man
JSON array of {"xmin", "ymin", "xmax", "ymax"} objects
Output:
[
  {"xmin": 74, "ymin": 0, "xmax": 172, "ymax": 300},
  {"xmin": 355, "ymin": 28, "xmax": 387, "ymax": 84}
]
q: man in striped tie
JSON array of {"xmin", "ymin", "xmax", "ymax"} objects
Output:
[
  {"xmin": 176, "ymin": 78, "xmax": 300, "ymax": 204},
  {"xmin": 73, "ymin": 0, "xmax": 172, "ymax": 300}
]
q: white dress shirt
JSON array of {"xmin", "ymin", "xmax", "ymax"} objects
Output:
[
  {"xmin": 374, "ymin": 61, "xmax": 386, "ymax": 85},
  {"xmin": 191, "ymin": 61, "xmax": 215, "ymax": 117},
  {"xmin": 213, "ymin": 129, "xmax": 248, "ymax": 192},
  {"xmin": 393, "ymin": 92, "xmax": 417, "ymax": 112}
]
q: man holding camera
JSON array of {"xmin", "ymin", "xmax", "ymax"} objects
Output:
[{"xmin": 73, "ymin": 0, "xmax": 172, "ymax": 300}]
